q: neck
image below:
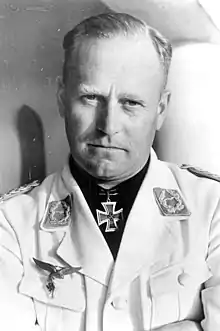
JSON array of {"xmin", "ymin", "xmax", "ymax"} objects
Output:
[
  {"xmin": 95, "ymin": 168, "xmax": 147, "ymax": 189},
  {"xmin": 69, "ymin": 156, "xmax": 150, "ymax": 190}
]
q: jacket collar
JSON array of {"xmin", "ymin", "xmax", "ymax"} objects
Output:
[{"xmin": 28, "ymin": 149, "xmax": 191, "ymax": 293}]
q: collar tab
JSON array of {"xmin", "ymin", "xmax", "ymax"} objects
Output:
[
  {"xmin": 153, "ymin": 187, "xmax": 191, "ymax": 217},
  {"xmin": 40, "ymin": 194, "xmax": 72, "ymax": 231}
]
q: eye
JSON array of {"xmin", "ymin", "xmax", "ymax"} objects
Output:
[
  {"xmin": 81, "ymin": 94, "xmax": 98, "ymax": 102},
  {"xmin": 121, "ymin": 98, "xmax": 143, "ymax": 109},
  {"xmin": 124, "ymin": 100, "xmax": 139, "ymax": 106}
]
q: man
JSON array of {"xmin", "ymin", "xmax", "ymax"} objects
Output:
[{"xmin": 0, "ymin": 12, "xmax": 220, "ymax": 331}]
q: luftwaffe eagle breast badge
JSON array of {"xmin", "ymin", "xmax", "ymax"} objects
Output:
[{"xmin": 33, "ymin": 258, "xmax": 81, "ymax": 297}]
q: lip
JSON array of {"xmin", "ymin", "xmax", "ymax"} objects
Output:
[{"xmin": 88, "ymin": 144, "xmax": 125, "ymax": 151}]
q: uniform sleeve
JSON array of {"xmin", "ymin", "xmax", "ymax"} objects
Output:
[
  {"xmin": 201, "ymin": 198, "xmax": 220, "ymax": 330},
  {"xmin": 0, "ymin": 207, "xmax": 39, "ymax": 331}
]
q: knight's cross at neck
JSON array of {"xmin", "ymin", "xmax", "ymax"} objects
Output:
[
  {"xmin": 69, "ymin": 154, "xmax": 150, "ymax": 259},
  {"xmin": 96, "ymin": 188, "xmax": 123, "ymax": 232}
]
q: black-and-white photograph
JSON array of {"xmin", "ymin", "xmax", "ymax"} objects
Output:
[{"xmin": 0, "ymin": 1, "xmax": 220, "ymax": 330}]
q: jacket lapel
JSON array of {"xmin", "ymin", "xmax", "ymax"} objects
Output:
[
  {"xmin": 108, "ymin": 150, "xmax": 191, "ymax": 296},
  {"xmin": 19, "ymin": 173, "xmax": 85, "ymax": 311},
  {"xmin": 20, "ymin": 164, "xmax": 114, "ymax": 309},
  {"xmin": 58, "ymin": 166, "xmax": 114, "ymax": 286}
]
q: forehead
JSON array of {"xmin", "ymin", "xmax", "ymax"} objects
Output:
[{"xmin": 67, "ymin": 35, "xmax": 163, "ymax": 97}]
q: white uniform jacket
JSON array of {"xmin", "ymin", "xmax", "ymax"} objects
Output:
[{"xmin": 1, "ymin": 150, "xmax": 220, "ymax": 331}]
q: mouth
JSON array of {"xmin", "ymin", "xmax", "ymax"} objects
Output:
[{"xmin": 88, "ymin": 144, "xmax": 125, "ymax": 151}]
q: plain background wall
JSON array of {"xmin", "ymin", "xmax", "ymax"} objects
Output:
[
  {"xmin": 1, "ymin": 0, "xmax": 220, "ymax": 194},
  {"xmin": 154, "ymin": 43, "xmax": 220, "ymax": 173}
]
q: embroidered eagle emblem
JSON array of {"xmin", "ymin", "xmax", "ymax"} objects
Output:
[{"xmin": 33, "ymin": 258, "xmax": 81, "ymax": 297}]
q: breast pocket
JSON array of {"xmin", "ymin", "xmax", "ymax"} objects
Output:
[
  {"xmin": 20, "ymin": 271, "xmax": 85, "ymax": 331},
  {"xmin": 147, "ymin": 261, "xmax": 212, "ymax": 329}
]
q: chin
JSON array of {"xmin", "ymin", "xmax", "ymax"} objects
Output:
[
  {"xmin": 90, "ymin": 166, "xmax": 115, "ymax": 180},
  {"xmin": 86, "ymin": 159, "xmax": 119, "ymax": 180}
]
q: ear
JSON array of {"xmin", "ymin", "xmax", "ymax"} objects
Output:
[
  {"xmin": 56, "ymin": 76, "xmax": 66, "ymax": 118},
  {"xmin": 156, "ymin": 90, "xmax": 171, "ymax": 131}
]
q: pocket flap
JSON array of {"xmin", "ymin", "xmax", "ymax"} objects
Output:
[
  {"xmin": 149, "ymin": 265, "xmax": 180, "ymax": 296},
  {"xmin": 181, "ymin": 260, "xmax": 212, "ymax": 285},
  {"xmin": 149, "ymin": 261, "xmax": 212, "ymax": 297}
]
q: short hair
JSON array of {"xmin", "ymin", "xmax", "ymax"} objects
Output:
[{"xmin": 62, "ymin": 12, "xmax": 172, "ymax": 88}]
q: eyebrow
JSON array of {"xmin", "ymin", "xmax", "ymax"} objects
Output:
[
  {"xmin": 78, "ymin": 84, "xmax": 102, "ymax": 95},
  {"xmin": 77, "ymin": 84, "xmax": 147, "ymax": 106}
]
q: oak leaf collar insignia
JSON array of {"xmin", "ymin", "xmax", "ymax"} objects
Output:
[
  {"xmin": 153, "ymin": 187, "xmax": 191, "ymax": 217},
  {"xmin": 41, "ymin": 195, "xmax": 72, "ymax": 230}
]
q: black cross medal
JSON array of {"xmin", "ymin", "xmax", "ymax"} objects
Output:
[{"xmin": 96, "ymin": 201, "xmax": 123, "ymax": 232}]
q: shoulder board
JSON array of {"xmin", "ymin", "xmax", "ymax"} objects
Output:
[
  {"xmin": 0, "ymin": 180, "xmax": 40, "ymax": 203},
  {"xmin": 181, "ymin": 164, "xmax": 220, "ymax": 183}
]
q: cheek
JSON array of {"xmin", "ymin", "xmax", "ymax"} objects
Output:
[
  {"xmin": 127, "ymin": 115, "xmax": 157, "ymax": 143},
  {"xmin": 124, "ymin": 120, "xmax": 157, "ymax": 160},
  {"xmin": 65, "ymin": 106, "xmax": 95, "ymax": 139}
]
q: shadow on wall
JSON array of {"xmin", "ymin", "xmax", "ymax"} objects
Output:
[{"xmin": 16, "ymin": 105, "xmax": 46, "ymax": 186}]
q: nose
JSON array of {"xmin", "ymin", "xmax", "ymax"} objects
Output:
[{"xmin": 96, "ymin": 98, "xmax": 121, "ymax": 136}]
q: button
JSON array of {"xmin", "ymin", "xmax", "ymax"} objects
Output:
[
  {"xmin": 178, "ymin": 272, "xmax": 190, "ymax": 286},
  {"xmin": 111, "ymin": 297, "xmax": 128, "ymax": 310}
]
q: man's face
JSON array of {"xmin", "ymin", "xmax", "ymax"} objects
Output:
[{"xmin": 58, "ymin": 35, "xmax": 169, "ymax": 183}]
